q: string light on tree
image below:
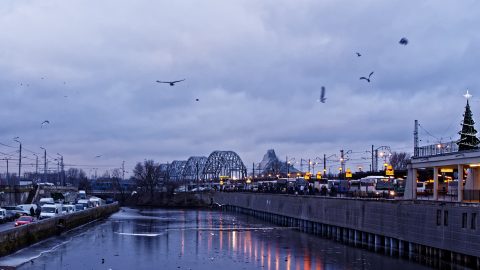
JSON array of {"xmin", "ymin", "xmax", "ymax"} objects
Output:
[{"xmin": 457, "ymin": 90, "xmax": 480, "ymax": 151}]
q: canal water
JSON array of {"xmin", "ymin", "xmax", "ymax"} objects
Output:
[{"xmin": 0, "ymin": 208, "xmax": 434, "ymax": 270}]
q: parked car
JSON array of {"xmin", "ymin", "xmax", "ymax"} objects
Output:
[
  {"xmin": 3, "ymin": 206, "xmax": 29, "ymax": 218},
  {"xmin": 15, "ymin": 216, "xmax": 35, "ymax": 227},
  {"xmin": 17, "ymin": 204, "xmax": 38, "ymax": 213},
  {"xmin": 61, "ymin": 205, "xmax": 75, "ymax": 214},
  {"xmin": 75, "ymin": 203, "xmax": 85, "ymax": 211}
]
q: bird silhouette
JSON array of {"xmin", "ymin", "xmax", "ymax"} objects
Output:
[
  {"xmin": 399, "ymin": 37, "xmax": 409, "ymax": 45},
  {"xmin": 156, "ymin": 79, "xmax": 185, "ymax": 86},
  {"xmin": 355, "ymin": 52, "xmax": 361, "ymax": 57},
  {"xmin": 41, "ymin": 120, "xmax": 50, "ymax": 127},
  {"xmin": 360, "ymin": 72, "xmax": 374, "ymax": 83},
  {"xmin": 95, "ymin": 155, "xmax": 102, "ymax": 158},
  {"xmin": 195, "ymin": 98, "xmax": 199, "ymax": 102},
  {"xmin": 317, "ymin": 87, "xmax": 326, "ymax": 103}
]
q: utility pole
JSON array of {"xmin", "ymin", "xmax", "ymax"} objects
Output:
[
  {"xmin": 323, "ymin": 154, "xmax": 326, "ymax": 176},
  {"xmin": 41, "ymin": 147, "xmax": 47, "ymax": 182},
  {"xmin": 252, "ymin": 162, "xmax": 255, "ymax": 179},
  {"xmin": 122, "ymin": 161, "xmax": 125, "ymax": 181},
  {"xmin": 340, "ymin": 150, "xmax": 345, "ymax": 179},
  {"xmin": 308, "ymin": 159, "xmax": 311, "ymax": 173},
  {"xmin": 414, "ymin": 120, "xmax": 419, "ymax": 157},
  {"xmin": 13, "ymin": 139, "xmax": 22, "ymax": 181},
  {"xmin": 57, "ymin": 159, "xmax": 60, "ymax": 185},
  {"xmin": 5, "ymin": 158, "xmax": 9, "ymax": 186},
  {"xmin": 34, "ymin": 154, "xmax": 38, "ymax": 180},
  {"xmin": 61, "ymin": 156, "xmax": 64, "ymax": 186},
  {"xmin": 286, "ymin": 156, "xmax": 289, "ymax": 178},
  {"xmin": 371, "ymin": 145, "xmax": 374, "ymax": 173}
]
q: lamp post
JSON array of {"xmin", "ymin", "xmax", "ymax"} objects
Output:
[
  {"xmin": 57, "ymin": 153, "xmax": 64, "ymax": 186},
  {"xmin": 13, "ymin": 138, "xmax": 21, "ymax": 181},
  {"xmin": 40, "ymin": 147, "xmax": 47, "ymax": 183},
  {"xmin": 373, "ymin": 146, "xmax": 391, "ymax": 172},
  {"xmin": 33, "ymin": 153, "xmax": 39, "ymax": 182},
  {"xmin": 286, "ymin": 157, "xmax": 295, "ymax": 179}
]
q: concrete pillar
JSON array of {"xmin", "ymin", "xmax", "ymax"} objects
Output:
[
  {"xmin": 399, "ymin": 240, "xmax": 404, "ymax": 257},
  {"xmin": 433, "ymin": 166, "xmax": 439, "ymax": 200},
  {"xmin": 458, "ymin": 165, "xmax": 464, "ymax": 202},
  {"xmin": 404, "ymin": 164, "xmax": 417, "ymax": 200},
  {"xmin": 375, "ymin": 235, "xmax": 381, "ymax": 252}
]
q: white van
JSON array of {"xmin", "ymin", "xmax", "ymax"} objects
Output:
[
  {"xmin": 40, "ymin": 204, "xmax": 62, "ymax": 219},
  {"xmin": 78, "ymin": 190, "xmax": 87, "ymax": 200},
  {"xmin": 0, "ymin": 208, "xmax": 6, "ymax": 223},
  {"xmin": 39, "ymin": 198, "xmax": 55, "ymax": 206},
  {"xmin": 89, "ymin": 197, "xmax": 105, "ymax": 207},
  {"xmin": 18, "ymin": 204, "xmax": 37, "ymax": 213},
  {"xmin": 77, "ymin": 199, "xmax": 92, "ymax": 210}
]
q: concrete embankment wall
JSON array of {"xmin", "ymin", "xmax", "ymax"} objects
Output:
[
  {"xmin": 214, "ymin": 193, "xmax": 480, "ymax": 267},
  {"xmin": 0, "ymin": 203, "xmax": 119, "ymax": 257}
]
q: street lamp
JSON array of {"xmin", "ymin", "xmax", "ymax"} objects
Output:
[
  {"xmin": 13, "ymin": 138, "xmax": 21, "ymax": 181},
  {"xmin": 374, "ymin": 146, "xmax": 391, "ymax": 172},
  {"xmin": 57, "ymin": 153, "xmax": 64, "ymax": 186},
  {"xmin": 286, "ymin": 157, "xmax": 296, "ymax": 179},
  {"xmin": 40, "ymin": 147, "xmax": 47, "ymax": 182}
]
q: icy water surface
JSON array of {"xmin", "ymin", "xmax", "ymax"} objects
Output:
[{"xmin": 0, "ymin": 207, "xmax": 433, "ymax": 270}]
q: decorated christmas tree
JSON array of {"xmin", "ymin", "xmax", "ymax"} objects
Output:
[{"xmin": 458, "ymin": 95, "xmax": 480, "ymax": 151}]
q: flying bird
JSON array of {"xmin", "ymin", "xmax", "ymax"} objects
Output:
[
  {"xmin": 95, "ymin": 155, "xmax": 102, "ymax": 158},
  {"xmin": 399, "ymin": 37, "xmax": 409, "ymax": 45},
  {"xmin": 195, "ymin": 98, "xmax": 199, "ymax": 102},
  {"xmin": 317, "ymin": 87, "xmax": 326, "ymax": 103},
  {"xmin": 355, "ymin": 52, "xmax": 361, "ymax": 57},
  {"xmin": 156, "ymin": 79, "xmax": 185, "ymax": 86},
  {"xmin": 41, "ymin": 120, "xmax": 50, "ymax": 127},
  {"xmin": 360, "ymin": 72, "xmax": 374, "ymax": 83}
]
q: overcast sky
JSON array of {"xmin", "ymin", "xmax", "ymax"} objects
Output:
[{"xmin": 0, "ymin": 0, "xmax": 479, "ymax": 177}]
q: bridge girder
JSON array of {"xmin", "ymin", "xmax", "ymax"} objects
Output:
[
  {"xmin": 182, "ymin": 156, "xmax": 208, "ymax": 180},
  {"xmin": 168, "ymin": 160, "xmax": 187, "ymax": 181},
  {"xmin": 203, "ymin": 151, "xmax": 247, "ymax": 180}
]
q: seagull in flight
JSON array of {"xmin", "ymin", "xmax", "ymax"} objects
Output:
[
  {"xmin": 360, "ymin": 72, "xmax": 374, "ymax": 83},
  {"xmin": 399, "ymin": 37, "xmax": 409, "ymax": 45},
  {"xmin": 195, "ymin": 98, "xmax": 199, "ymax": 102},
  {"xmin": 317, "ymin": 87, "xmax": 326, "ymax": 103},
  {"xmin": 41, "ymin": 120, "xmax": 50, "ymax": 128},
  {"xmin": 355, "ymin": 52, "xmax": 361, "ymax": 57},
  {"xmin": 95, "ymin": 155, "xmax": 102, "ymax": 158},
  {"xmin": 156, "ymin": 79, "xmax": 185, "ymax": 86}
]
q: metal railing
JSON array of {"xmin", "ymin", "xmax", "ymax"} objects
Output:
[{"xmin": 414, "ymin": 141, "xmax": 458, "ymax": 158}]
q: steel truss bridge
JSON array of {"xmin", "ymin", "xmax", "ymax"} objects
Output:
[{"xmin": 160, "ymin": 150, "xmax": 247, "ymax": 182}]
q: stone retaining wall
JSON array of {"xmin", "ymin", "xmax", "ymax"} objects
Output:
[{"xmin": 213, "ymin": 193, "xmax": 480, "ymax": 266}]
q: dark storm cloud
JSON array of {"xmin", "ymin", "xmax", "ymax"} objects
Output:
[{"xmin": 0, "ymin": 0, "xmax": 478, "ymax": 174}]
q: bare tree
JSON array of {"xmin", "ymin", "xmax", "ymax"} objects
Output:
[
  {"xmin": 67, "ymin": 168, "xmax": 87, "ymax": 187},
  {"xmin": 133, "ymin": 160, "xmax": 162, "ymax": 200},
  {"xmin": 111, "ymin": 168, "xmax": 126, "ymax": 202},
  {"xmin": 389, "ymin": 152, "xmax": 411, "ymax": 170}
]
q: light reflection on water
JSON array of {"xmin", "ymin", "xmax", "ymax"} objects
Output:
[{"xmin": 0, "ymin": 207, "xmax": 434, "ymax": 270}]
